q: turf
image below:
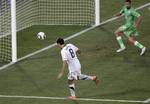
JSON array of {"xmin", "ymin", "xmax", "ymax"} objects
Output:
[{"xmin": 0, "ymin": 0, "xmax": 150, "ymax": 104}]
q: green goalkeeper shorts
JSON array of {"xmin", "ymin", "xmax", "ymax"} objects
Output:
[{"xmin": 118, "ymin": 24, "xmax": 139, "ymax": 37}]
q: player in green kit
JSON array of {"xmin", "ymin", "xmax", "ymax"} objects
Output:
[{"xmin": 114, "ymin": 0, "xmax": 146, "ymax": 55}]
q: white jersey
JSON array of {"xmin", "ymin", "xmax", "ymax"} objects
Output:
[{"xmin": 61, "ymin": 44, "xmax": 81, "ymax": 73}]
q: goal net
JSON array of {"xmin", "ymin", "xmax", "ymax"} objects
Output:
[
  {"xmin": 0, "ymin": 0, "xmax": 12, "ymax": 62},
  {"xmin": 16, "ymin": 0, "xmax": 98, "ymax": 30},
  {"xmin": 37, "ymin": 0, "xmax": 95, "ymax": 25},
  {"xmin": 0, "ymin": 0, "xmax": 100, "ymax": 64}
]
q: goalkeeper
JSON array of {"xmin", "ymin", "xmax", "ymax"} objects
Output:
[{"xmin": 114, "ymin": 0, "xmax": 146, "ymax": 55}]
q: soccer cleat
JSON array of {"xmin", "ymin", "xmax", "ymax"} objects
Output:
[
  {"xmin": 140, "ymin": 47, "xmax": 146, "ymax": 56},
  {"xmin": 116, "ymin": 47, "xmax": 126, "ymax": 53},
  {"xmin": 92, "ymin": 76, "xmax": 99, "ymax": 86},
  {"xmin": 67, "ymin": 96, "xmax": 76, "ymax": 100}
]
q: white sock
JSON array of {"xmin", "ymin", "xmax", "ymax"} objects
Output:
[
  {"xmin": 69, "ymin": 84, "xmax": 75, "ymax": 97},
  {"xmin": 78, "ymin": 74, "xmax": 93, "ymax": 80},
  {"xmin": 116, "ymin": 36, "xmax": 125, "ymax": 49}
]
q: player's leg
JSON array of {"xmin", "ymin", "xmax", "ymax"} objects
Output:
[
  {"xmin": 128, "ymin": 37, "xmax": 146, "ymax": 55},
  {"xmin": 67, "ymin": 79, "xmax": 76, "ymax": 100},
  {"xmin": 78, "ymin": 74, "xmax": 93, "ymax": 80},
  {"xmin": 115, "ymin": 25, "xmax": 126, "ymax": 52},
  {"xmin": 125, "ymin": 28, "xmax": 146, "ymax": 55},
  {"xmin": 67, "ymin": 72, "xmax": 77, "ymax": 99},
  {"xmin": 78, "ymin": 74, "xmax": 99, "ymax": 85}
]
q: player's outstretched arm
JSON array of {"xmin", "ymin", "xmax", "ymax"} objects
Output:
[
  {"xmin": 135, "ymin": 16, "xmax": 142, "ymax": 28},
  {"xmin": 113, "ymin": 12, "xmax": 121, "ymax": 17},
  {"xmin": 57, "ymin": 60, "xmax": 67, "ymax": 79}
]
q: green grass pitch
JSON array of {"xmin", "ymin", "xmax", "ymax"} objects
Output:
[{"xmin": 0, "ymin": 0, "xmax": 150, "ymax": 104}]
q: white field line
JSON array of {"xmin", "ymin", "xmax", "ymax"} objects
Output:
[
  {"xmin": 0, "ymin": 2, "xmax": 150, "ymax": 71},
  {"xmin": 0, "ymin": 95, "xmax": 146, "ymax": 103},
  {"xmin": 143, "ymin": 98, "xmax": 150, "ymax": 103}
]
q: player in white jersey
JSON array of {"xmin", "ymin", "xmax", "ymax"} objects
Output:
[{"xmin": 56, "ymin": 38, "xmax": 99, "ymax": 100}]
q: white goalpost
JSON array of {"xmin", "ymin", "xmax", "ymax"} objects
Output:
[
  {"xmin": 11, "ymin": 0, "xmax": 17, "ymax": 62},
  {"xmin": 0, "ymin": 0, "xmax": 100, "ymax": 64},
  {"xmin": 95, "ymin": 0, "xmax": 100, "ymax": 26}
]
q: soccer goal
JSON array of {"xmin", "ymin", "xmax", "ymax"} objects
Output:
[{"xmin": 0, "ymin": 0, "xmax": 100, "ymax": 64}]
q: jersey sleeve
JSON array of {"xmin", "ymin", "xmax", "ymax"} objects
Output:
[
  {"xmin": 71, "ymin": 44, "xmax": 79, "ymax": 52},
  {"xmin": 61, "ymin": 50, "xmax": 67, "ymax": 61},
  {"xmin": 120, "ymin": 7, "xmax": 125, "ymax": 15},
  {"xmin": 132, "ymin": 9, "xmax": 141, "ymax": 17}
]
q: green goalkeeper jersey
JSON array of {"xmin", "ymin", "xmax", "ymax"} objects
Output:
[{"xmin": 120, "ymin": 6, "xmax": 140, "ymax": 26}]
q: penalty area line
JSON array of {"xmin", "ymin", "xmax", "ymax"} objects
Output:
[{"xmin": 0, "ymin": 95, "xmax": 146, "ymax": 103}]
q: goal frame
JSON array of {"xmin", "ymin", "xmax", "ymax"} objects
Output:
[{"xmin": 10, "ymin": 0, "xmax": 100, "ymax": 63}]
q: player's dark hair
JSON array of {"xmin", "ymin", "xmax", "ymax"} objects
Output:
[
  {"xmin": 126, "ymin": 0, "xmax": 131, "ymax": 3},
  {"xmin": 56, "ymin": 38, "xmax": 64, "ymax": 45}
]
